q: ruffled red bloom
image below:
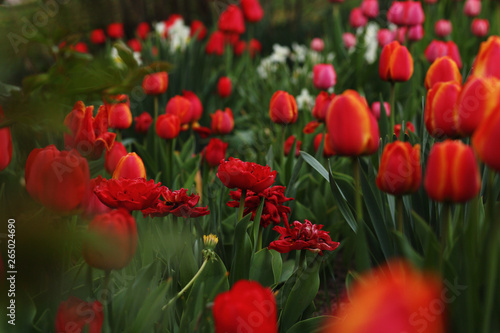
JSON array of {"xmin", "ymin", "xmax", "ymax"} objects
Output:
[
  {"xmin": 269, "ymin": 219, "xmax": 339, "ymax": 255},
  {"xmin": 81, "ymin": 176, "xmax": 113, "ymax": 218},
  {"xmin": 94, "ymin": 178, "xmax": 162, "ymax": 211},
  {"xmin": 192, "ymin": 122, "xmax": 212, "ymax": 138},
  {"xmin": 64, "ymin": 101, "xmax": 116, "ymax": 160},
  {"xmin": 217, "ymin": 157, "xmax": 276, "ymax": 193},
  {"xmin": 227, "ymin": 186, "xmax": 293, "ymax": 228},
  {"xmin": 142, "ymin": 188, "xmax": 209, "ymax": 218}
]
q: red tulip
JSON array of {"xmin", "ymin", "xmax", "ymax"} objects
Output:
[
  {"xmin": 269, "ymin": 219, "xmax": 340, "ymax": 255},
  {"xmin": 388, "ymin": 1, "xmax": 425, "ymax": 26},
  {"xmin": 156, "ymin": 113, "xmax": 181, "ymax": 139},
  {"xmin": 55, "ymin": 297, "xmax": 103, "ymax": 333},
  {"xmin": 425, "ymin": 81, "xmax": 462, "ymax": 138},
  {"xmin": 218, "ymin": 5, "xmax": 245, "ymax": 35},
  {"xmin": 165, "ymin": 95, "xmax": 192, "ymax": 125},
  {"xmin": 269, "ymin": 90, "xmax": 298, "ymax": 124},
  {"xmin": 464, "ymin": 0, "xmax": 481, "ymax": 17},
  {"xmin": 213, "ymin": 280, "xmax": 277, "ymax": 333},
  {"xmin": 377, "ymin": 29, "xmax": 395, "ymax": 47},
  {"xmin": 310, "ymin": 38, "xmax": 325, "ymax": 52},
  {"xmin": 361, "ymin": 0, "xmax": 379, "ymax": 18},
  {"xmin": 217, "ymin": 157, "xmax": 276, "ymax": 193},
  {"xmin": 407, "ymin": 24, "xmax": 424, "ymax": 42},
  {"xmin": 105, "ymin": 141, "xmax": 127, "ymax": 175},
  {"xmin": 134, "ymin": 112, "xmax": 153, "ymax": 134},
  {"xmin": 83, "ymin": 208, "xmax": 137, "ymax": 270},
  {"xmin": 211, "ymin": 108, "xmax": 234, "ymax": 135},
  {"xmin": 424, "ymin": 140, "xmax": 480, "ymax": 202},
  {"xmin": 472, "ymin": 108, "xmax": 500, "ymax": 172},
  {"xmin": 0, "ymin": 107, "xmax": 12, "ymax": 172},
  {"xmin": 90, "ymin": 29, "xmax": 106, "ymax": 44},
  {"xmin": 217, "ymin": 76, "xmax": 232, "ymax": 98},
  {"xmin": 94, "ymin": 178, "xmax": 162, "ymax": 211},
  {"xmin": 108, "ymin": 103, "xmax": 132, "ymax": 130},
  {"xmin": 376, "ymin": 141, "xmax": 421, "ymax": 195},
  {"xmin": 248, "ymin": 38, "xmax": 262, "ymax": 57},
  {"xmin": 349, "ymin": 8, "xmax": 368, "ymax": 28},
  {"xmin": 190, "ymin": 20, "xmax": 207, "ymax": 40},
  {"xmin": 326, "ymin": 90, "xmax": 380, "ymax": 156},
  {"xmin": 379, "ymin": 41, "xmax": 413, "ymax": 82},
  {"xmin": 112, "ymin": 153, "xmax": 146, "ymax": 180},
  {"xmin": 64, "ymin": 101, "xmax": 116, "ymax": 159},
  {"xmin": 471, "ymin": 36, "xmax": 500, "ymax": 79},
  {"xmin": 424, "ymin": 40, "xmax": 462, "ymax": 68},
  {"xmin": 127, "ymin": 38, "xmax": 141, "ymax": 52},
  {"xmin": 25, "ymin": 145, "xmax": 90, "ymax": 212},
  {"xmin": 107, "ymin": 22, "xmax": 124, "ymax": 39},
  {"xmin": 142, "ymin": 72, "xmax": 168, "ymax": 95},
  {"xmin": 435, "ymin": 19, "xmax": 452, "ymax": 38},
  {"xmin": 233, "ymin": 40, "xmax": 247, "ymax": 56},
  {"xmin": 312, "ymin": 91, "xmax": 335, "ymax": 122},
  {"xmin": 322, "ymin": 260, "xmax": 445, "ymax": 333},
  {"xmin": 457, "ymin": 76, "xmax": 500, "ymax": 136},
  {"xmin": 227, "ymin": 185, "xmax": 293, "ymax": 228},
  {"xmin": 202, "ymin": 138, "xmax": 228, "ymax": 168},
  {"xmin": 284, "ymin": 135, "xmax": 301, "ymax": 157},
  {"xmin": 394, "ymin": 121, "xmax": 415, "ymax": 139},
  {"xmin": 206, "ymin": 31, "xmax": 226, "ymax": 55},
  {"xmin": 81, "ymin": 176, "xmax": 112, "ymax": 218},
  {"xmin": 136, "ymin": 22, "xmax": 150, "ymax": 40},
  {"xmin": 342, "ymin": 33, "xmax": 357, "ymax": 50},
  {"xmin": 314, "ymin": 133, "xmax": 336, "ymax": 157},
  {"xmin": 371, "ymin": 101, "xmax": 391, "ymax": 120},
  {"xmin": 240, "ymin": 0, "xmax": 264, "ymax": 22},
  {"xmin": 142, "ymin": 188, "xmax": 209, "ymax": 218},
  {"xmin": 471, "ymin": 19, "xmax": 489, "ymax": 37},
  {"xmin": 182, "ymin": 90, "xmax": 203, "ymax": 122},
  {"xmin": 425, "ymin": 56, "xmax": 462, "ymax": 90},
  {"xmin": 313, "ymin": 64, "xmax": 337, "ymax": 90}
]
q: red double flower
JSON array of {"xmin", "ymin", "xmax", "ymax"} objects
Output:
[
  {"xmin": 142, "ymin": 188, "xmax": 209, "ymax": 218},
  {"xmin": 94, "ymin": 178, "xmax": 162, "ymax": 211},
  {"xmin": 217, "ymin": 158, "xmax": 276, "ymax": 193},
  {"xmin": 227, "ymin": 185, "xmax": 293, "ymax": 228},
  {"xmin": 269, "ymin": 219, "xmax": 340, "ymax": 256}
]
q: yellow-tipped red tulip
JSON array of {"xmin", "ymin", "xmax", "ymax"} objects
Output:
[
  {"xmin": 376, "ymin": 141, "xmax": 421, "ymax": 196},
  {"xmin": 424, "ymin": 140, "xmax": 480, "ymax": 203},
  {"xmin": 472, "ymin": 110, "xmax": 500, "ymax": 172},
  {"xmin": 326, "ymin": 90, "xmax": 379, "ymax": 156},
  {"xmin": 156, "ymin": 114, "xmax": 181, "ymax": 140},
  {"xmin": 269, "ymin": 90, "xmax": 298, "ymax": 124},
  {"xmin": 471, "ymin": 35, "xmax": 500, "ymax": 79},
  {"xmin": 424, "ymin": 81, "xmax": 462, "ymax": 138},
  {"xmin": 112, "ymin": 153, "xmax": 146, "ymax": 179},
  {"xmin": 108, "ymin": 103, "xmax": 132, "ymax": 129},
  {"xmin": 142, "ymin": 71, "xmax": 168, "ymax": 95},
  {"xmin": 379, "ymin": 41, "xmax": 414, "ymax": 82},
  {"xmin": 165, "ymin": 95, "xmax": 192, "ymax": 125},
  {"xmin": 210, "ymin": 108, "xmax": 234, "ymax": 135},
  {"xmin": 425, "ymin": 56, "xmax": 462, "ymax": 90},
  {"xmin": 457, "ymin": 76, "xmax": 500, "ymax": 136}
]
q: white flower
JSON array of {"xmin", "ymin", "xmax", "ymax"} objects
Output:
[
  {"xmin": 154, "ymin": 21, "xmax": 166, "ymax": 36},
  {"xmin": 291, "ymin": 43, "xmax": 308, "ymax": 62},
  {"xmin": 110, "ymin": 47, "xmax": 126, "ymax": 68},
  {"xmin": 359, "ymin": 22, "xmax": 379, "ymax": 64},
  {"xmin": 270, "ymin": 44, "xmax": 290, "ymax": 63},
  {"xmin": 307, "ymin": 50, "xmax": 323, "ymax": 64},
  {"xmin": 296, "ymin": 88, "xmax": 314, "ymax": 110},
  {"xmin": 133, "ymin": 52, "xmax": 143, "ymax": 66},
  {"xmin": 167, "ymin": 19, "xmax": 191, "ymax": 52}
]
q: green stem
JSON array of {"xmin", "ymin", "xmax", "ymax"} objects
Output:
[
  {"xmin": 237, "ymin": 189, "xmax": 247, "ymax": 222},
  {"xmin": 396, "ymin": 195, "xmax": 404, "ymax": 233},
  {"xmin": 87, "ymin": 266, "xmax": 94, "ymax": 298},
  {"xmin": 353, "ymin": 158, "xmax": 363, "ymax": 224},
  {"xmin": 154, "ymin": 96, "xmax": 159, "ymax": 122},
  {"xmin": 165, "ymin": 139, "xmax": 174, "ymax": 186},
  {"xmin": 441, "ymin": 203, "xmax": 452, "ymax": 250},
  {"xmin": 102, "ymin": 270, "xmax": 113, "ymax": 329},
  {"xmin": 256, "ymin": 225, "xmax": 264, "ymax": 252},
  {"xmin": 389, "ymin": 82, "xmax": 396, "ymax": 131},
  {"xmin": 297, "ymin": 250, "xmax": 307, "ymax": 277},
  {"xmin": 162, "ymin": 259, "xmax": 208, "ymax": 311}
]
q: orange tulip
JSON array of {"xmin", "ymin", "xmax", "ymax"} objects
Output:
[
  {"xmin": 326, "ymin": 90, "xmax": 379, "ymax": 156},
  {"xmin": 424, "ymin": 140, "xmax": 481, "ymax": 203},
  {"xmin": 425, "ymin": 56, "xmax": 462, "ymax": 90},
  {"xmin": 471, "ymin": 35, "xmax": 500, "ymax": 79},
  {"xmin": 108, "ymin": 103, "xmax": 132, "ymax": 129},
  {"xmin": 112, "ymin": 153, "xmax": 146, "ymax": 179},
  {"xmin": 472, "ymin": 109, "xmax": 500, "ymax": 172},
  {"xmin": 105, "ymin": 141, "xmax": 127, "ymax": 174},
  {"xmin": 323, "ymin": 260, "xmax": 445, "ymax": 333},
  {"xmin": 379, "ymin": 41, "xmax": 414, "ymax": 82},
  {"xmin": 424, "ymin": 81, "xmax": 462, "ymax": 138},
  {"xmin": 376, "ymin": 141, "xmax": 421, "ymax": 195},
  {"xmin": 269, "ymin": 91, "xmax": 298, "ymax": 124}
]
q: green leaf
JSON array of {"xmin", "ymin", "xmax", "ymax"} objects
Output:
[
  {"xmin": 286, "ymin": 316, "xmax": 333, "ymax": 333},
  {"xmin": 250, "ymin": 249, "xmax": 281, "ymax": 287},
  {"xmin": 230, "ymin": 214, "xmax": 253, "ymax": 284},
  {"xmin": 113, "ymin": 41, "xmax": 138, "ymax": 69},
  {"xmin": 285, "ymin": 155, "xmax": 304, "ymax": 198},
  {"xmin": 279, "ymin": 256, "xmax": 322, "ymax": 332},
  {"xmin": 300, "ymin": 151, "xmax": 329, "ymax": 183},
  {"xmin": 130, "ymin": 279, "xmax": 171, "ymax": 332},
  {"xmin": 328, "ymin": 163, "xmax": 357, "ymax": 233}
]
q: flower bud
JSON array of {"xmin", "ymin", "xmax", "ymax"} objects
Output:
[
  {"xmin": 435, "ymin": 20, "xmax": 452, "ymax": 38},
  {"xmin": 108, "ymin": 103, "xmax": 132, "ymax": 129},
  {"xmin": 203, "ymin": 138, "xmax": 228, "ymax": 168},
  {"xmin": 269, "ymin": 91, "xmax": 298, "ymax": 124},
  {"xmin": 310, "ymin": 38, "xmax": 324, "ymax": 52},
  {"xmin": 471, "ymin": 19, "xmax": 489, "ymax": 37},
  {"xmin": 313, "ymin": 64, "xmax": 337, "ymax": 90},
  {"xmin": 134, "ymin": 112, "xmax": 153, "ymax": 134},
  {"xmin": 217, "ymin": 76, "xmax": 232, "ymax": 98},
  {"xmin": 142, "ymin": 72, "xmax": 168, "ymax": 95},
  {"xmin": 361, "ymin": 0, "xmax": 379, "ymax": 19},
  {"xmin": 425, "ymin": 40, "xmax": 462, "ymax": 68},
  {"xmin": 464, "ymin": 0, "xmax": 481, "ymax": 17},
  {"xmin": 379, "ymin": 41, "xmax": 414, "ymax": 82},
  {"xmin": 156, "ymin": 113, "xmax": 181, "ymax": 139},
  {"xmin": 342, "ymin": 33, "xmax": 357, "ymax": 50},
  {"xmin": 112, "ymin": 153, "xmax": 146, "ymax": 180},
  {"xmin": 371, "ymin": 101, "xmax": 391, "ymax": 120},
  {"xmin": 349, "ymin": 8, "xmax": 368, "ymax": 28},
  {"xmin": 210, "ymin": 108, "xmax": 234, "ymax": 135}
]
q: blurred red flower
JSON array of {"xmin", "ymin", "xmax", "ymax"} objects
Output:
[
  {"xmin": 55, "ymin": 297, "xmax": 103, "ymax": 333},
  {"xmin": 217, "ymin": 157, "xmax": 276, "ymax": 193},
  {"xmin": 94, "ymin": 178, "xmax": 162, "ymax": 211},
  {"xmin": 142, "ymin": 188, "xmax": 209, "ymax": 218}
]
